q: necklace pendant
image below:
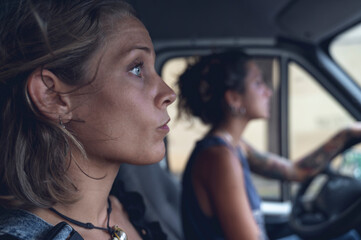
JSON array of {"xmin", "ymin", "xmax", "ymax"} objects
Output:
[{"xmin": 111, "ymin": 226, "xmax": 127, "ymax": 240}]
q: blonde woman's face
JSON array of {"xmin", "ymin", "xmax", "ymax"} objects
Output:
[{"xmin": 69, "ymin": 17, "xmax": 176, "ymax": 165}]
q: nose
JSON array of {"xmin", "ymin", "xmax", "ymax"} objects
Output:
[
  {"xmin": 155, "ymin": 75, "xmax": 177, "ymax": 109},
  {"xmin": 264, "ymin": 84, "xmax": 273, "ymax": 97}
]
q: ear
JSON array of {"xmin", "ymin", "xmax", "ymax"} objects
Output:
[
  {"xmin": 224, "ymin": 89, "xmax": 243, "ymax": 108},
  {"xmin": 27, "ymin": 68, "xmax": 72, "ymax": 122}
]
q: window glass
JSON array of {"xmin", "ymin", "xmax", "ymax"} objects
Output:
[
  {"xmin": 162, "ymin": 57, "xmax": 206, "ymax": 177},
  {"xmin": 288, "ymin": 61, "xmax": 361, "ymax": 202},
  {"xmin": 250, "ymin": 58, "xmax": 280, "ymax": 200},
  {"xmin": 162, "ymin": 56, "xmax": 279, "ymax": 199},
  {"xmin": 163, "ymin": 56, "xmax": 361, "ymax": 200},
  {"xmin": 330, "ymin": 23, "xmax": 361, "ymax": 87},
  {"xmin": 288, "ymin": 62, "xmax": 354, "ymax": 162}
]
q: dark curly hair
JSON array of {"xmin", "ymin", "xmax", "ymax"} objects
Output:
[
  {"xmin": 177, "ymin": 50, "xmax": 252, "ymax": 126},
  {"xmin": 0, "ymin": 0, "xmax": 136, "ymax": 209}
]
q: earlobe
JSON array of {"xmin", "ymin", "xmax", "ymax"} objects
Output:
[
  {"xmin": 224, "ymin": 90, "xmax": 242, "ymax": 108},
  {"xmin": 27, "ymin": 68, "xmax": 72, "ymax": 122}
]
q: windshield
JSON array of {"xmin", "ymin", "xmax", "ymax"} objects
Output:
[{"xmin": 330, "ymin": 23, "xmax": 361, "ymax": 87}]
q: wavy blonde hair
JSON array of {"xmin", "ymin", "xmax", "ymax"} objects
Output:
[{"xmin": 0, "ymin": 0, "xmax": 136, "ymax": 209}]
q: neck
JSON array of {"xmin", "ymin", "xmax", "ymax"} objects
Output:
[
  {"xmin": 56, "ymin": 158, "xmax": 120, "ymax": 223},
  {"xmin": 32, "ymin": 153, "xmax": 121, "ymax": 232},
  {"xmin": 49, "ymin": 198, "xmax": 112, "ymax": 232},
  {"xmin": 213, "ymin": 116, "xmax": 249, "ymax": 146}
]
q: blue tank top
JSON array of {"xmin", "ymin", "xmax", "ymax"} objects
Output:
[{"xmin": 181, "ymin": 136, "xmax": 266, "ymax": 240}]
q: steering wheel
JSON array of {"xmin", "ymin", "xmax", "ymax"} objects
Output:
[{"xmin": 289, "ymin": 164, "xmax": 361, "ymax": 240}]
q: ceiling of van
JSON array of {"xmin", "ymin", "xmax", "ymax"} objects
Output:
[{"xmin": 128, "ymin": 0, "xmax": 361, "ymax": 44}]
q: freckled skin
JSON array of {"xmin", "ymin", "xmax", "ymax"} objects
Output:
[
  {"xmin": 69, "ymin": 17, "xmax": 176, "ymax": 166},
  {"xmin": 32, "ymin": 17, "xmax": 176, "ymax": 240}
]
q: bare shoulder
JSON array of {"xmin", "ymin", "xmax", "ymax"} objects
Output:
[
  {"xmin": 198, "ymin": 144, "xmax": 239, "ymax": 165},
  {"xmin": 194, "ymin": 145, "xmax": 243, "ymax": 184}
]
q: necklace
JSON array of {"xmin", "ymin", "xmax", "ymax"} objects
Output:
[{"xmin": 50, "ymin": 198, "xmax": 127, "ymax": 240}]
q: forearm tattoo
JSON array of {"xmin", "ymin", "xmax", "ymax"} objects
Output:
[
  {"xmin": 245, "ymin": 129, "xmax": 361, "ymax": 180},
  {"xmin": 246, "ymin": 129, "xmax": 359, "ymax": 180},
  {"xmin": 247, "ymin": 148, "xmax": 291, "ymax": 180},
  {"xmin": 296, "ymin": 130, "xmax": 351, "ymax": 171}
]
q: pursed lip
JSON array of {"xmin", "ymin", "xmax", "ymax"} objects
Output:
[{"xmin": 158, "ymin": 118, "xmax": 170, "ymax": 131}]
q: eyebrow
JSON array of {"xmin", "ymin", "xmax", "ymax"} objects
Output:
[
  {"xmin": 132, "ymin": 46, "xmax": 152, "ymax": 53},
  {"xmin": 113, "ymin": 45, "xmax": 154, "ymax": 62},
  {"xmin": 123, "ymin": 45, "xmax": 153, "ymax": 56}
]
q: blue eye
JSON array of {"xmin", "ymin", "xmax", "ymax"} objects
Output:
[{"xmin": 130, "ymin": 62, "xmax": 143, "ymax": 77}]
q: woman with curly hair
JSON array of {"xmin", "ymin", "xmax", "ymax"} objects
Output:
[{"xmin": 178, "ymin": 50, "xmax": 361, "ymax": 240}]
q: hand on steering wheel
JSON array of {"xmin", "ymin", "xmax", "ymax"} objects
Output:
[{"xmin": 290, "ymin": 164, "xmax": 361, "ymax": 240}]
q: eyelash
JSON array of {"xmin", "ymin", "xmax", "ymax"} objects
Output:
[{"xmin": 129, "ymin": 61, "xmax": 144, "ymax": 78}]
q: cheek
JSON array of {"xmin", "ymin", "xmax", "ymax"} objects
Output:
[
  {"xmin": 112, "ymin": 95, "xmax": 167, "ymax": 163},
  {"xmin": 69, "ymin": 89, "xmax": 165, "ymax": 164},
  {"xmin": 120, "ymin": 102, "xmax": 166, "ymax": 163},
  {"xmin": 243, "ymin": 91, "xmax": 266, "ymax": 116}
]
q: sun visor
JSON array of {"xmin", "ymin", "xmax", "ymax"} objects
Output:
[{"xmin": 276, "ymin": 0, "xmax": 361, "ymax": 43}]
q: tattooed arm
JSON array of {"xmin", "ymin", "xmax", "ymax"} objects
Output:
[
  {"xmin": 243, "ymin": 143, "xmax": 296, "ymax": 181},
  {"xmin": 243, "ymin": 124, "xmax": 361, "ymax": 182}
]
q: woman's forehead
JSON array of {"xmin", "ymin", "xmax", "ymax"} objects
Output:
[
  {"xmin": 247, "ymin": 61, "xmax": 262, "ymax": 75},
  {"xmin": 87, "ymin": 17, "xmax": 154, "ymax": 68},
  {"xmin": 106, "ymin": 17, "xmax": 153, "ymax": 56}
]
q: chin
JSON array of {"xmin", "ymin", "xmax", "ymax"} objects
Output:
[
  {"xmin": 138, "ymin": 145, "xmax": 166, "ymax": 165},
  {"xmin": 151, "ymin": 148, "xmax": 166, "ymax": 163},
  {"xmin": 253, "ymin": 111, "xmax": 269, "ymax": 119}
]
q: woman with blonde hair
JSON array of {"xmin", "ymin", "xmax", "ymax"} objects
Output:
[{"xmin": 0, "ymin": 1, "xmax": 176, "ymax": 239}]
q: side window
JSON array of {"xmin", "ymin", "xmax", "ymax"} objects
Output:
[
  {"xmin": 330, "ymin": 23, "xmax": 361, "ymax": 87},
  {"xmin": 162, "ymin": 57, "xmax": 207, "ymax": 177},
  {"xmin": 162, "ymin": 56, "xmax": 281, "ymax": 199},
  {"xmin": 162, "ymin": 56, "xmax": 358, "ymax": 201},
  {"xmin": 250, "ymin": 58, "xmax": 280, "ymax": 200},
  {"xmin": 288, "ymin": 62, "xmax": 355, "ymax": 175}
]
